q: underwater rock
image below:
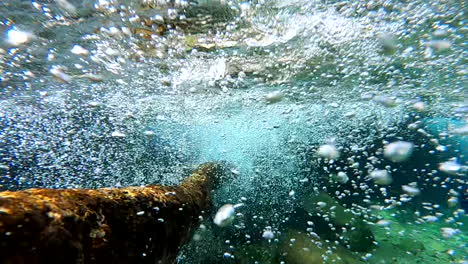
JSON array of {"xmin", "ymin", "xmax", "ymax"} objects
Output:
[
  {"xmin": 394, "ymin": 237, "xmax": 425, "ymax": 254},
  {"xmin": 279, "ymin": 230, "xmax": 364, "ymax": 264},
  {"xmin": 235, "ymin": 243, "xmax": 279, "ymax": 264},
  {"xmin": 302, "ymin": 191, "xmax": 375, "ymax": 252},
  {"xmin": 0, "ymin": 162, "xmax": 227, "ymax": 264}
]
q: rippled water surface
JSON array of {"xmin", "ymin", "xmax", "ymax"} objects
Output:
[{"xmin": 0, "ymin": 0, "xmax": 466, "ymax": 263}]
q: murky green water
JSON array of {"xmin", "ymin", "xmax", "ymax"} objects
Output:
[{"xmin": 0, "ymin": 0, "xmax": 466, "ymax": 263}]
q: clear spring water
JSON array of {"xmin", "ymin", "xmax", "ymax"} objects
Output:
[{"xmin": 0, "ymin": 0, "xmax": 466, "ymax": 263}]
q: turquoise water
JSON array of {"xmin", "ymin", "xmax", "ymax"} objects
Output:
[{"xmin": 0, "ymin": 0, "xmax": 466, "ymax": 263}]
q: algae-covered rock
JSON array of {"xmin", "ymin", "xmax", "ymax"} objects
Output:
[
  {"xmin": 343, "ymin": 221, "xmax": 376, "ymax": 251},
  {"xmin": 302, "ymin": 191, "xmax": 375, "ymax": 251},
  {"xmin": 236, "ymin": 243, "xmax": 279, "ymax": 264},
  {"xmin": 303, "ymin": 191, "xmax": 355, "ymax": 225},
  {"xmin": 394, "ymin": 237, "xmax": 425, "ymax": 254},
  {"xmin": 279, "ymin": 230, "xmax": 364, "ymax": 264}
]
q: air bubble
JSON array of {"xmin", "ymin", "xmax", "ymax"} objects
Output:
[
  {"xmin": 317, "ymin": 144, "xmax": 340, "ymax": 160},
  {"xmin": 7, "ymin": 28, "xmax": 31, "ymax": 45},
  {"xmin": 214, "ymin": 204, "xmax": 235, "ymax": 227}
]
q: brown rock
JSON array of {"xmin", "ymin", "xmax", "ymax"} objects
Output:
[{"xmin": 0, "ymin": 162, "xmax": 227, "ymax": 264}]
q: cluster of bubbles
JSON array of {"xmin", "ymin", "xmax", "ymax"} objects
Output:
[{"xmin": 0, "ymin": 0, "xmax": 466, "ymax": 263}]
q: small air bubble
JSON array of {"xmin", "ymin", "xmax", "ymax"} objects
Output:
[
  {"xmin": 384, "ymin": 141, "xmax": 414, "ymax": 162},
  {"xmin": 50, "ymin": 66, "xmax": 71, "ymax": 83},
  {"xmin": 262, "ymin": 230, "xmax": 274, "ymax": 240},
  {"xmin": 438, "ymin": 160, "xmax": 461, "ymax": 175},
  {"xmin": 265, "ymin": 91, "xmax": 284, "ymax": 104},
  {"xmin": 111, "ymin": 131, "xmax": 126, "ymax": 138},
  {"xmin": 317, "ymin": 144, "xmax": 340, "ymax": 160},
  {"xmin": 7, "ymin": 28, "xmax": 31, "ymax": 45},
  {"xmin": 370, "ymin": 170, "xmax": 392, "ymax": 185},
  {"xmin": 71, "ymin": 45, "xmax": 89, "ymax": 56}
]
